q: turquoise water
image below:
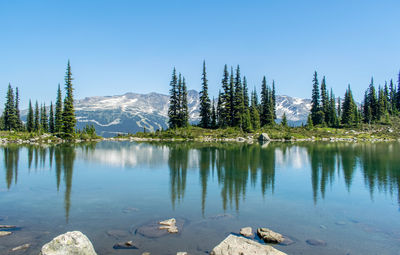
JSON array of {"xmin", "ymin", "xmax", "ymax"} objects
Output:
[{"xmin": 0, "ymin": 141, "xmax": 399, "ymax": 255}]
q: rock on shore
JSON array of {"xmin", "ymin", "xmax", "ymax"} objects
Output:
[
  {"xmin": 210, "ymin": 235, "xmax": 287, "ymax": 255},
  {"xmin": 39, "ymin": 231, "xmax": 97, "ymax": 255}
]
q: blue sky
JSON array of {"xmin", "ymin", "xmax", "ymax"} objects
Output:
[{"xmin": 0, "ymin": 0, "xmax": 399, "ymax": 108}]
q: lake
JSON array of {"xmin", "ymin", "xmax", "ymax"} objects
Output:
[{"xmin": 0, "ymin": 141, "xmax": 399, "ymax": 255}]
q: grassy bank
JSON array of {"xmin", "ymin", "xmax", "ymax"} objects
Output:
[{"xmin": 120, "ymin": 119, "xmax": 400, "ymax": 142}]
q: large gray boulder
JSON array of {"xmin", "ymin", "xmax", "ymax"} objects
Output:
[
  {"xmin": 210, "ymin": 234, "xmax": 287, "ymax": 255},
  {"xmin": 39, "ymin": 231, "xmax": 97, "ymax": 255},
  {"xmin": 259, "ymin": 133, "xmax": 271, "ymax": 142}
]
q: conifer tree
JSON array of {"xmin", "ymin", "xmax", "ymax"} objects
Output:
[
  {"xmin": 62, "ymin": 60, "xmax": 76, "ymax": 138},
  {"xmin": 217, "ymin": 91, "xmax": 223, "ymax": 127},
  {"xmin": 389, "ymin": 79, "xmax": 396, "ymax": 114},
  {"xmin": 260, "ymin": 76, "xmax": 269, "ymax": 126},
  {"xmin": 211, "ymin": 99, "xmax": 217, "ymax": 129},
  {"xmin": 233, "ymin": 65, "xmax": 244, "ymax": 127},
  {"xmin": 320, "ymin": 76, "xmax": 329, "ymax": 125},
  {"xmin": 168, "ymin": 68, "xmax": 179, "ymax": 129},
  {"xmin": 281, "ymin": 112, "xmax": 288, "ymax": 128},
  {"xmin": 310, "ymin": 71, "xmax": 322, "ymax": 125},
  {"xmin": 220, "ymin": 65, "xmax": 230, "ymax": 127},
  {"xmin": 341, "ymin": 85, "xmax": 357, "ymax": 126},
  {"xmin": 250, "ymin": 88, "xmax": 260, "ymax": 130},
  {"xmin": 199, "ymin": 61, "xmax": 211, "ymax": 128},
  {"xmin": 15, "ymin": 87, "xmax": 22, "ymax": 130},
  {"xmin": 180, "ymin": 76, "xmax": 189, "ymax": 127},
  {"xmin": 329, "ymin": 89, "xmax": 339, "ymax": 127},
  {"xmin": 242, "ymin": 108, "xmax": 252, "ymax": 132},
  {"xmin": 272, "ymin": 80, "xmax": 276, "ymax": 120},
  {"xmin": 397, "ymin": 71, "xmax": 400, "ymax": 111},
  {"xmin": 228, "ymin": 67, "xmax": 235, "ymax": 125},
  {"xmin": 243, "ymin": 76, "xmax": 249, "ymax": 110},
  {"xmin": 41, "ymin": 104, "xmax": 48, "ymax": 132},
  {"xmin": 337, "ymin": 96, "xmax": 341, "ymax": 118},
  {"xmin": 49, "ymin": 102, "xmax": 55, "ymax": 133},
  {"xmin": 27, "ymin": 100, "xmax": 34, "ymax": 132},
  {"xmin": 3, "ymin": 84, "xmax": 17, "ymax": 131},
  {"xmin": 34, "ymin": 101, "xmax": 40, "ymax": 132},
  {"xmin": 55, "ymin": 84, "xmax": 63, "ymax": 134}
]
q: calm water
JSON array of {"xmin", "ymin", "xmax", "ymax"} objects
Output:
[{"xmin": 0, "ymin": 141, "xmax": 399, "ymax": 255}]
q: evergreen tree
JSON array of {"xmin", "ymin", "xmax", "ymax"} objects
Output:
[
  {"xmin": 62, "ymin": 60, "xmax": 76, "ymax": 138},
  {"xmin": 27, "ymin": 100, "xmax": 34, "ymax": 132},
  {"xmin": 232, "ymin": 65, "xmax": 244, "ymax": 127},
  {"xmin": 306, "ymin": 114, "xmax": 313, "ymax": 128},
  {"xmin": 243, "ymin": 76, "xmax": 249, "ymax": 110},
  {"xmin": 389, "ymin": 79, "xmax": 397, "ymax": 114},
  {"xmin": 272, "ymin": 80, "xmax": 276, "ymax": 120},
  {"xmin": 3, "ymin": 84, "xmax": 17, "ymax": 131},
  {"xmin": 168, "ymin": 68, "xmax": 179, "ymax": 129},
  {"xmin": 310, "ymin": 71, "xmax": 322, "ymax": 125},
  {"xmin": 377, "ymin": 86, "xmax": 386, "ymax": 120},
  {"xmin": 329, "ymin": 89, "xmax": 339, "ymax": 127},
  {"xmin": 242, "ymin": 108, "xmax": 252, "ymax": 132},
  {"xmin": 199, "ymin": 61, "xmax": 211, "ymax": 128},
  {"xmin": 54, "ymin": 84, "xmax": 63, "ymax": 134},
  {"xmin": 217, "ymin": 91, "xmax": 223, "ymax": 127},
  {"xmin": 211, "ymin": 99, "xmax": 217, "ymax": 129},
  {"xmin": 320, "ymin": 76, "xmax": 329, "ymax": 125},
  {"xmin": 397, "ymin": 71, "xmax": 400, "ymax": 111},
  {"xmin": 250, "ymin": 88, "xmax": 260, "ymax": 130},
  {"xmin": 281, "ymin": 112, "xmax": 288, "ymax": 128},
  {"xmin": 260, "ymin": 76, "xmax": 272, "ymax": 126},
  {"xmin": 337, "ymin": 96, "xmax": 341, "ymax": 118},
  {"xmin": 180, "ymin": 76, "xmax": 189, "ymax": 127},
  {"xmin": 34, "ymin": 101, "xmax": 40, "ymax": 132},
  {"xmin": 49, "ymin": 102, "xmax": 55, "ymax": 133},
  {"xmin": 341, "ymin": 85, "xmax": 358, "ymax": 126},
  {"xmin": 15, "ymin": 87, "xmax": 22, "ymax": 130},
  {"xmin": 220, "ymin": 65, "xmax": 230, "ymax": 127},
  {"xmin": 41, "ymin": 104, "xmax": 48, "ymax": 132},
  {"xmin": 228, "ymin": 67, "xmax": 235, "ymax": 125}
]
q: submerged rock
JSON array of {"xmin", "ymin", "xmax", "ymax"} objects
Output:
[
  {"xmin": 11, "ymin": 243, "xmax": 30, "ymax": 252},
  {"xmin": 176, "ymin": 252, "xmax": 188, "ymax": 255},
  {"xmin": 0, "ymin": 225, "xmax": 17, "ymax": 229},
  {"xmin": 306, "ymin": 239, "xmax": 327, "ymax": 246},
  {"xmin": 257, "ymin": 228, "xmax": 284, "ymax": 243},
  {"xmin": 0, "ymin": 231, "xmax": 12, "ymax": 237},
  {"xmin": 136, "ymin": 219, "xmax": 184, "ymax": 238},
  {"xmin": 208, "ymin": 214, "xmax": 234, "ymax": 220},
  {"xmin": 239, "ymin": 227, "xmax": 253, "ymax": 237},
  {"xmin": 159, "ymin": 218, "xmax": 176, "ymax": 226},
  {"xmin": 122, "ymin": 207, "xmax": 139, "ymax": 214},
  {"xmin": 113, "ymin": 241, "xmax": 138, "ymax": 249},
  {"xmin": 39, "ymin": 231, "xmax": 97, "ymax": 255},
  {"xmin": 280, "ymin": 236, "xmax": 295, "ymax": 246},
  {"xmin": 106, "ymin": 229, "xmax": 129, "ymax": 239},
  {"xmin": 210, "ymin": 234, "xmax": 287, "ymax": 255}
]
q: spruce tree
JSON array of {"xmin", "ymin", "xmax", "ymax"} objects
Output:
[
  {"xmin": 281, "ymin": 112, "xmax": 288, "ymax": 127},
  {"xmin": 233, "ymin": 65, "xmax": 244, "ymax": 127},
  {"xmin": 168, "ymin": 68, "xmax": 179, "ymax": 129},
  {"xmin": 3, "ymin": 84, "xmax": 17, "ymax": 131},
  {"xmin": 242, "ymin": 109, "xmax": 252, "ymax": 132},
  {"xmin": 220, "ymin": 65, "xmax": 230, "ymax": 127},
  {"xmin": 180, "ymin": 77, "xmax": 189, "ymax": 127},
  {"xmin": 228, "ymin": 67, "xmax": 235, "ymax": 125},
  {"xmin": 243, "ymin": 76, "xmax": 249, "ymax": 110},
  {"xmin": 41, "ymin": 104, "xmax": 48, "ymax": 132},
  {"xmin": 250, "ymin": 88, "xmax": 260, "ymax": 130},
  {"xmin": 15, "ymin": 87, "xmax": 22, "ymax": 130},
  {"xmin": 341, "ymin": 85, "xmax": 357, "ymax": 126},
  {"xmin": 55, "ymin": 84, "xmax": 63, "ymax": 134},
  {"xmin": 216, "ymin": 91, "xmax": 223, "ymax": 127},
  {"xmin": 260, "ymin": 76, "xmax": 268, "ymax": 126},
  {"xmin": 320, "ymin": 76, "xmax": 329, "ymax": 125},
  {"xmin": 389, "ymin": 79, "xmax": 397, "ymax": 114},
  {"xmin": 211, "ymin": 99, "xmax": 217, "ymax": 129},
  {"xmin": 49, "ymin": 102, "xmax": 55, "ymax": 133},
  {"xmin": 272, "ymin": 80, "xmax": 276, "ymax": 120},
  {"xmin": 62, "ymin": 60, "xmax": 76, "ymax": 138},
  {"xmin": 27, "ymin": 100, "xmax": 34, "ymax": 132},
  {"xmin": 199, "ymin": 61, "xmax": 211, "ymax": 128},
  {"xmin": 397, "ymin": 71, "xmax": 400, "ymax": 111},
  {"xmin": 310, "ymin": 71, "xmax": 322, "ymax": 125},
  {"xmin": 329, "ymin": 89, "xmax": 339, "ymax": 127},
  {"xmin": 34, "ymin": 101, "xmax": 40, "ymax": 132}
]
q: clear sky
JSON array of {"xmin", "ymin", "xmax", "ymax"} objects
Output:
[{"xmin": 0, "ymin": 0, "xmax": 399, "ymax": 108}]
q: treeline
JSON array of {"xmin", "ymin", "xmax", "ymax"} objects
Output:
[
  {"xmin": 309, "ymin": 71, "xmax": 400, "ymax": 127},
  {"xmin": 168, "ymin": 61, "xmax": 277, "ymax": 132},
  {"xmin": 1, "ymin": 61, "xmax": 82, "ymax": 139}
]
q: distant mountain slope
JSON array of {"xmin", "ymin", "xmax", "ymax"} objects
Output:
[{"xmin": 21, "ymin": 91, "xmax": 312, "ymax": 137}]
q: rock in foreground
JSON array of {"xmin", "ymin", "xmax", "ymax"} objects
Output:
[
  {"xmin": 210, "ymin": 234, "xmax": 287, "ymax": 255},
  {"xmin": 257, "ymin": 228, "xmax": 284, "ymax": 243},
  {"xmin": 39, "ymin": 231, "xmax": 97, "ymax": 255},
  {"xmin": 239, "ymin": 227, "xmax": 253, "ymax": 237}
]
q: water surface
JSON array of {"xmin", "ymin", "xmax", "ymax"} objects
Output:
[{"xmin": 0, "ymin": 141, "xmax": 399, "ymax": 254}]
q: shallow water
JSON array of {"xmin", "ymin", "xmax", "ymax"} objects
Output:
[{"xmin": 0, "ymin": 141, "xmax": 399, "ymax": 255}]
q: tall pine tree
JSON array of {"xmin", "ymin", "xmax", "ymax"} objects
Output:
[
  {"xmin": 55, "ymin": 84, "xmax": 63, "ymax": 134},
  {"xmin": 199, "ymin": 61, "xmax": 211, "ymax": 128},
  {"xmin": 168, "ymin": 68, "xmax": 179, "ymax": 129},
  {"xmin": 3, "ymin": 84, "xmax": 17, "ymax": 131},
  {"xmin": 62, "ymin": 60, "xmax": 76, "ymax": 138},
  {"xmin": 27, "ymin": 100, "xmax": 34, "ymax": 132},
  {"xmin": 310, "ymin": 71, "xmax": 322, "ymax": 125},
  {"xmin": 34, "ymin": 101, "xmax": 40, "ymax": 132},
  {"xmin": 49, "ymin": 102, "xmax": 55, "ymax": 133}
]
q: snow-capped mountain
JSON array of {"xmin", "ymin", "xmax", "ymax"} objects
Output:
[
  {"xmin": 73, "ymin": 91, "xmax": 311, "ymax": 137},
  {"xmin": 21, "ymin": 90, "xmax": 312, "ymax": 137}
]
